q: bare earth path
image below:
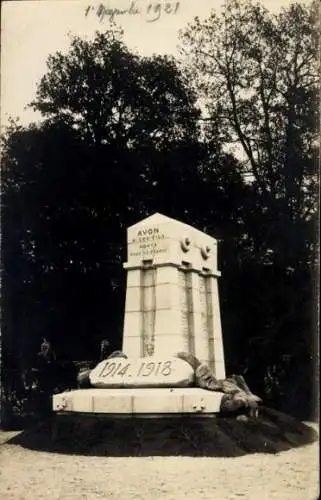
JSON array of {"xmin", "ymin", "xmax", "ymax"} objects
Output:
[{"xmin": 0, "ymin": 426, "xmax": 319, "ymax": 500}]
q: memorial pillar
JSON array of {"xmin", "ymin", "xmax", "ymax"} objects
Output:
[{"xmin": 122, "ymin": 213, "xmax": 226, "ymax": 378}]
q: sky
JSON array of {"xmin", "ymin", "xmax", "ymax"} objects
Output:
[{"xmin": 0, "ymin": 0, "xmax": 304, "ymax": 129}]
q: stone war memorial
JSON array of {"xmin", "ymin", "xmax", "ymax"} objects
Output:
[
  {"xmin": 50, "ymin": 214, "xmax": 317, "ymax": 455},
  {"xmin": 53, "ymin": 213, "xmax": 254, "ymax": 416},
  {"xmin": 122, "ymin": 212, "xmax": 225, "ymax": 376}
]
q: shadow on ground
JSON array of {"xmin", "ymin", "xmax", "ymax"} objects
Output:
[{"xmin": 5, "ymin": 407, "xmax": 318, "ymax": 457}]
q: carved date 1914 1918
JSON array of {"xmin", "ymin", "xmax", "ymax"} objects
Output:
[{"xmin": 99, "ymin": 360, "xmax": 172, "ymax": 378}]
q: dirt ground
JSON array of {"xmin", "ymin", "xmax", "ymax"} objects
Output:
[{"xmin": 0, "ymin": 424, "xmax": 319, "ymax": 500}]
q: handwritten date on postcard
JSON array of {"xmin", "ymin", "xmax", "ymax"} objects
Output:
[{"xmin": 85, "ymin": 1, "xmax": 180, "ymax": 23}]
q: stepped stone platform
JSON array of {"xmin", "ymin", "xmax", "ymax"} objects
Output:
[{"xmin": 53, "ymin": 387, "xmax": 224, "ymax": 416}]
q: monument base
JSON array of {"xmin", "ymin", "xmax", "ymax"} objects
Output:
[
  {"xmin": 52, "ymin": 387, "xmax": 224, "ymax": 416},
  {"xmin": 15, "ymin": 403, "xmax": 316, "ymax": 457}
]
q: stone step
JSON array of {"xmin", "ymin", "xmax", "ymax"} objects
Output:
[{"xmin": 53, "ymin": 387, "xmax": 224, "ymax": 416}]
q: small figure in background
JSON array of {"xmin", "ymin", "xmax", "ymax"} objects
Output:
[
  {"xmin": 100, "ymin": 339, "xmax": 110, "ymax": 361},
  {"xmin": 34, "ymin": 338, "xmax": 57, "ymax": 392},
  {"xmin": 39, "ymin": 337, "xmax": 56, "ymax": 363}
]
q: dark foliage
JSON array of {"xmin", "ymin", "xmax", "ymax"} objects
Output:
[{"xmin": 1, "ymin": 3, "xmax": 319, "ymax": 425}]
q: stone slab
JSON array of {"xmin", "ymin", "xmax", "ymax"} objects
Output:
[
  {"xmin": 89, "ymin": 356, "xmax": 194, "ymax": 388},
  {"xmin": 52, "ymin": 388, "xmax": 224, "ymax": 415}
]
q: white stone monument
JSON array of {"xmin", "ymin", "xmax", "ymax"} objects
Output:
[
  {"xmin": 52, "ymin": 214, "xmax": 226, "ymax": 416},
  {"xmin": 122, "ymin": 213, "xmax": 225, "ymax": 379}
]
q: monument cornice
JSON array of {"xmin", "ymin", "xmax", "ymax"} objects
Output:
[{"xmin": 123, "ymin": 261, "xmax": 221, "ymax": 278}]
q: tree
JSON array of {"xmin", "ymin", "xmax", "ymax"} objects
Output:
[
  {"xmin": 181, "ymin": 0, "xmax": 318, "ymax": 264},
  {"xmin": 2, "ymin": 10, "xmax": 317, "ymax": 420},
  {"xmin": 1, "ymin": 29, "xmax": 206, "ymax": 368},
  {"xmin": 2, "ymin": 27, "xmax": 252, "ymax": 395},
  {"xmin": 30, "ymin": 30, "xmax": 200, "ymax": 149},
  {"xmin": 180, "ymin": 0, "xmax": 319, "ymax": 414},
  {"xmin": 28, "ymin": 29, "xmax": 206, "ymax": 230}
]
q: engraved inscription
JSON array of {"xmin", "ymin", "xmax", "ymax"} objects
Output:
[
  {"xmin": 98, "ymin": 359, "xmax": 173, "ymax": 378},
  {"xmin": 199, "ymin": 275, "xmax": 208, "ymax": 335},
  {"xmin": 129, "ymin": 225, "xmax": 167, "ymax": 258},
  {"xmin": 90, "ymin": 356, "xmax": 195, "ymax": 388},
  {"xmin": 179, "ymin": 270, "xmax": 189, "ymax": 336},
  {"xmin": 142, "ymin": 268, "xmax": 156, "ymax": 356}
]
